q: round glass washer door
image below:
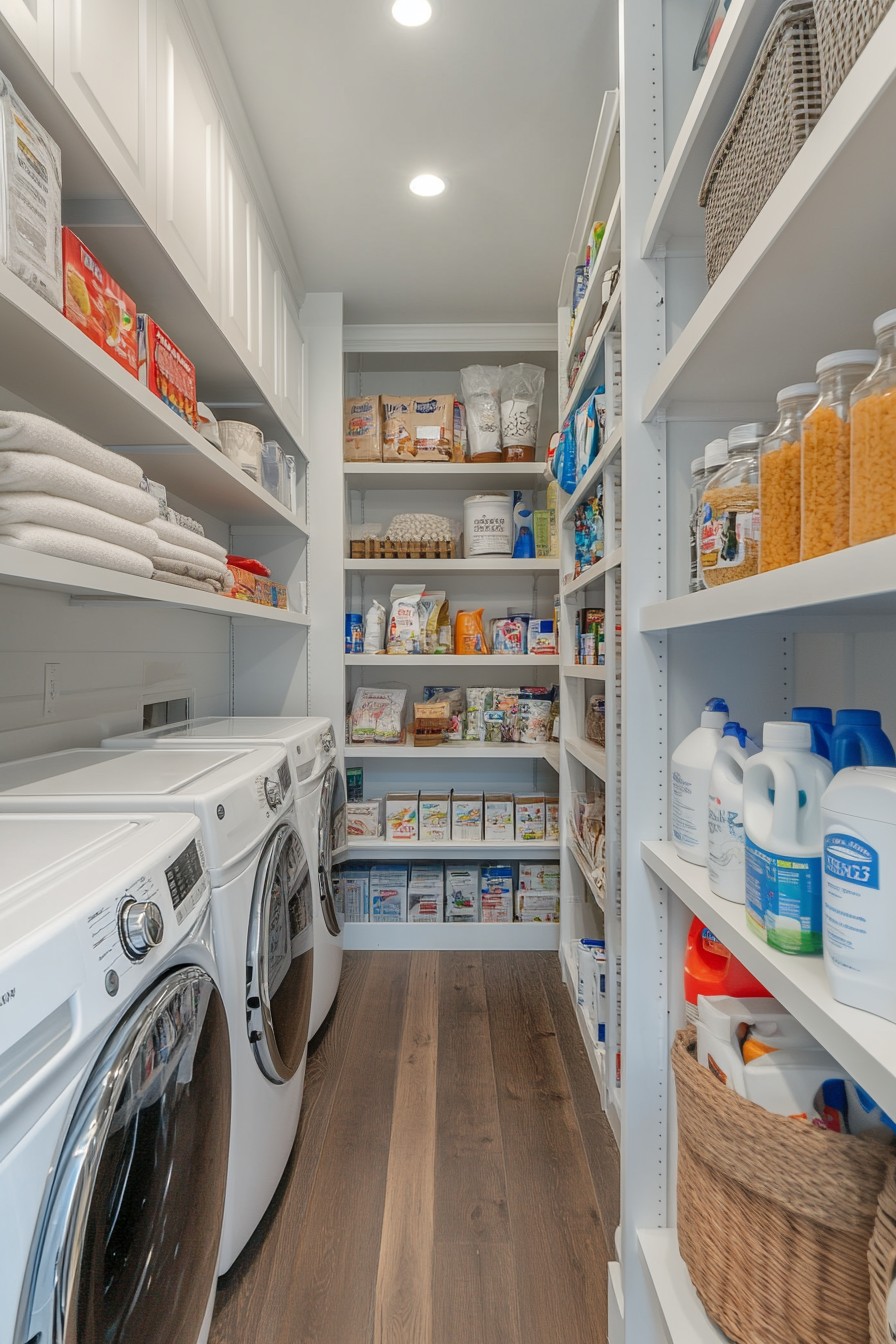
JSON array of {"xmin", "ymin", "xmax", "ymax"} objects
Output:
[{"xmin": 317, "ymin": 763, "xmax": 345, "ymax": 938}]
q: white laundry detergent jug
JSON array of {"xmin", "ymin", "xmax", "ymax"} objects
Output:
[
  {"xmin": 671, "ymin": 697, "xmax": 729, "ymax": 866},
  {"xmin": 822, "ymin": 767, "xmax": 896, "ymax": 1024},
  {"xmin": 743, "ymin": 722, "xmax": 832, "ymax": 954},
  {"xmin": 708, "ymin": 722, "xmax": 758, "ymax": 902}
]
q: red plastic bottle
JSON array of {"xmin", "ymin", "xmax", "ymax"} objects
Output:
[{"xmin": 684, "ymin": 917, "xmax": 771, "ymax": 1024}]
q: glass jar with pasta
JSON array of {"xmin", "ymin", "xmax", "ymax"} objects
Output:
[
  {"xmin": 700, "ymin": 424, "xmax": 770, "ymax": 587},
  {"xmin": 850, "ymin": 310, "xmax": 896, "ymax": 547},
  {"xmin": 759, "ymin": 383, "xmax": 818, "ymax": 573},
  {"xmin": 801, "ymin": 350, "xmax": 875, "ymax": 561}
]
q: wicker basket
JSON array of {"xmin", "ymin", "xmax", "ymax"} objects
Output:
[
  {"xmin": 348, "ymin": 538, "xmax": 457, "ymax": 561},
  {"xmin": 813, "ymin": 0, "xmax": 894, "ymax": 108},
  {"xmin": 869, "ymin": 1156, "xmax": 896, "ymax": 1342},
  {"xmin": 671, "ymin": 1028, "xmax": 890, "ymax": 1343},
  {"xmin": 699, "ymin": 1, "xmax": 823, "ymax": 284}
]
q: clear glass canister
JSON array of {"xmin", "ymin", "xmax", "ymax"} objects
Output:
[
  {"xmin": 700, "ymin": 424, "xmax": 771, "ymax": 587},
  {"xmin": 801, "ymin": 350, "xmax": 876, "ymax": 560},
  {"xmin": 759, "ymin": 383, "xmax": 818, "ymax": 573},
  {"xmin": 688, "ymin": 455, "xmax": 709, "ymax": 592},
  {"xmin": 850, "ymin": 310, "xmax": 896, "ymax": 546}
]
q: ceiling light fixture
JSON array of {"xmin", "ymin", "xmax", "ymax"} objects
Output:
[
  {"xmin": 409, "ymin": 173, "xmax": 445, "ymax": 197},
  {"xmin": 391, "ymin": 0, "xmax": 432, "ymax": 26}
]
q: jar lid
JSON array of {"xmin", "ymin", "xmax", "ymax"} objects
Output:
[
  {"xmin": 777, "ymin": 382, "xmax": 819, "ymax": 403},
  {"xmin": 703, "ymin": 437, "xmax": 728, "ymax": 469},
  {"xmin": 728, "ymin": 423, "xmax": 772, "ymax": 450},
  {"xmin": 690, "ymin": 456, "xmax": 705, "ymax": 474},
  {"xmin": 873, "ymin": 309, "xmax": 896, "ymax": 337},
  {"xmin": 763, "ymin": 721, "xmax": 811, "ymax": 750},
  {"xmin": 816, "ymin": 350, "xmax": 877, "ymax": 376}
]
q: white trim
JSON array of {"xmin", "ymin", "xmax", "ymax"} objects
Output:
[{"xmin": 343, "ymin": 322, "xmax": 558, "ymax": 354}]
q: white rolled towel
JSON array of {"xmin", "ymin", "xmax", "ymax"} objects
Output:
[
  {"xmin": 150, "ymin": 536, "xmax": 231, "ymax": 579},
  {"xmin": 0, "ymin": 452, "xmax": 157, "ymax": 523},
  {"xmin": 149, "ymin": 515, "xmax": 227, "ymax": 563},
  {"xmin": 152, "ymin": 570, "xmax": 221, "ymax": 594},
  {"xmin": 0, "ymin": 411, "xmax": 145, "ymax": 488},
  {"xmin": 153, "ymin": 554, "xmax": 229, "ymax": 583},
  {"xmin": 0, "ymin": 523, "xmax": 154, "ymax": 578},
  {"xmin": 0, "ymin": 492, "xmax": 158, "ymax": 556}
]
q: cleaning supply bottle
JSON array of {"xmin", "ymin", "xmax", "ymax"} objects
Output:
[
  {"xmin": 683, "ymin": 918, "xmax": 771, "ymax": 1024},
  {"xmin": 830, "ymin": 709, "xmax": 896, "ymax": 772},
  {"xmin": 743, "ymin": 721, "xmax": 833, "ymax": 954},
  {"xmin": 671, "ymin": 697, "xmax": 730, "ymax": 866},
  {"xmin": 708, "ymin": 722, "xmax": 759, "ymax": 902},
  {"xmin": 454, "ymin": 609, "xmax": 489, "ymax": 655},
  {"xmin": 512, "ymin": 503, "xmax": 536, "ymax": 558},
  {"xmin": 791, "ymin": 706, "xmax": 834, "ymax": 759}
]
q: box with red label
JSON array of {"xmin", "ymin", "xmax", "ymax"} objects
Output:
[
  {"xmin": 226, "ymin": 564, "xmax": 289, "ymax": 610},
  {"xmin": 138, "ymin": 315, "xmax": 198, "ymax": 428},
  {"xmin": 61, "ymin": 228, "xmax": 138, "ymax": 377}
]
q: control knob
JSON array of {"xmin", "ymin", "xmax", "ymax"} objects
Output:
[
  {"xmin": 264, "ymin": 777, "xmax": 283, "ymax": 809},
  {"xmin": 119, "ymin": 900, "xmax": 164, "ymax": 961}
]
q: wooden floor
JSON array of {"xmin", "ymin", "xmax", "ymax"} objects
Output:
[{"xmin": 211, "ymin": 951, "xmax": 620, "ymax": 1344}]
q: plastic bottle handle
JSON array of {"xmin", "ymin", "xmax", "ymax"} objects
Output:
[{"xmin": 766, "ymin": 757, "xmax": 801, "ymax": 847}]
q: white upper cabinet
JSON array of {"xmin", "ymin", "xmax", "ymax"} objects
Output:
[
  {"xmin": 220, "ymin": 129, "xmax": 255, "ymax": 363},
  {"xmin": 0, "ymin": 0, "xmax": 54, "ymax": 78},
  {"xmin": 156, "ymin": 0, "xmax": 219, "ymax": 318},
  {"xmin": 54, "ymin": 0, "xmax": 156, "ymax": 224},
  {"xmin": 279, "ymin": 280, "xmax": 304, "ymax": 437},
  {"xmin": 255, "ymin": 219, "xmax": 280, "ymax": 401}
]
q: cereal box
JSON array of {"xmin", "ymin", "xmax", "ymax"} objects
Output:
[
  {"xmin": 370, "ymin": 865, "xmax": 408, "ymax": 922},
  {"xmin": 344, "ymin": 396, "xmax": 382, "ymax": 461},
  {"xmin": 408, "ymin": 863, "xmax": 444, "ymax": 923},
  {"xmin": 61, "ymin": 229, "xmax": 137, "ymax": 376},
  {"xmin": 515, "ymin": 795, "xmax": 545, "ymax": 842},
  {"xmin": 480, "ymin": 865, "xmax": 513, "ymax": 922},
  {"xmin": 138, "ymin": 315, "xmax": 198, "ymax": 428},
  {"xmin": 385, "ymin": 793, "xmax": 419, "ymax": 842},
  {"xmin": 419, "ymin": 793, "xmax": 450, "ymax": 842},
  {"xmin": 445, "ymin": 866, "xmax": 479, "ymax": 922},
  {"xmin": 484, "ymin": 794, "xmax": 514, "ymax": 842},
  {"xmin": 451, "ymin": 791, "xmax": 483, "ymax": 843}
]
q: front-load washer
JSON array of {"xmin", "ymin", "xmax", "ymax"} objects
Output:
[
  {"xmin": 0, "ymin": 745, "xmax": 315, "ymax": 1274},
  {"xmin": 104, "ymin": 716, "xmax": 345, "ymax": 1037},
  {"xmin": 0, "ymin": 811, "xmax": 230, "ymax": 1344}
]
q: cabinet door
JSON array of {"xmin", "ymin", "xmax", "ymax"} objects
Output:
[
  {"xmin": 255, "ymin": 221, "xmax": 280, "ymax": 401},
  {"xmin": 157, "ymin": 0, "xmax": 219, "ymax": 317},
  {"xmin": 0, "ymin": 0, "xmax": 54, "ymax": 78},
  {"xmin": 279, "ymin": 279, "xmax": 304, "ymax": 439},
  {"xmin": 55, "ymin": 0, "xmax": 156, "ymax": 224},
  {"xmin": 220, "ymin": 130, "xmax": 255, "ymax": 363}
]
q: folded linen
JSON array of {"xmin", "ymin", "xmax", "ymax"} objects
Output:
[
  {"xmin": 0, "ymin": 452, "xmax": 158, "ymax": 523},
  {"xmin": 0, "ymin": 523, "xmax": 154, "ymax": 578},
  {"xmin": 150, "ymin": 536, "xmax": 231, "ymax": 579},
  {"xmin": 152, "ymin": 554, "xmax": 228, "ymax": 583},
  {"xmin": 149, "ymin": 515, "xmax": 227, "ymax": 562},
  {"xmin": 0, "ymin": 492, "xmax": 158, "ymax": 556},
  {"xmin": 151, "ymin": 569, "xmax": 220, "ymax": 594},
  {"xmin": 0, "ymin": 411, "xmax": 145, "ymax": 488}
]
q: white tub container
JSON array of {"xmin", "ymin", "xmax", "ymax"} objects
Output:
[{"xmin": 463, "ymin": 493, "xmax": 513, "ymax": 556}]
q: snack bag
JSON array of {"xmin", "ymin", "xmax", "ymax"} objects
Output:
[
  {"xmin": 383, "ymin": 397, "xmax": 414, "ymax": 460},
  {"xmin": 387, "ymin": 585, "xmax": 425, "ymax": 655}
]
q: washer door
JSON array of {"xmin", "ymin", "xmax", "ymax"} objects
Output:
[
  {"xmin": 19, "ymin": 965, "xmax": 230, "ymax": 1344},
  {"xmin": 246, "ymin": 823, "xmax": 314, "ymax": 1083},
  {"xmin": 317, "ymin": 763, "xmax": 345, "ymax": 938}
]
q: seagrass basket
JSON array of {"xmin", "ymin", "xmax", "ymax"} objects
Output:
[
  {"xmin": 869, "ymin": 1155, "xmax": 896, "ymax": 1342},
  {"xmin": 672, "ymin": 1027, "xmax": 890, "ymax": 1343},
  {"xmin": 699, "ymin": 1, "xmax": 823, "ymax": 284},
  {"xmin": 813, "ymin": 0, "xmax": 894, "ymax": 107}
]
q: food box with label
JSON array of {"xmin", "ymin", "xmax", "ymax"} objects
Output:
[
  {"xmin": 370, "ymin": 865, "xmax": 408, "ymax": 922},
  {"xmin": 344, "ymin": 395, "xmax": 382, "ymax": 461},
  {"xmin": 338, "ymin": 866, "xmax": 370, "ymax": 922},
  {"xmin": 515, "ymin": 794, "xmax": 545, "ymax": 841},
  {"xmin": 385, "ymin": 792, "xmax": 419, "ymax": 842},
  {"xmin": 484, "ymin": 794, "xmax": 514, "ymax": 842},
  {"xmin": 138, "ymin": 315, "xmax": 198, "ymax": 428},
  {"xmin": 480, "ymin": 864, "xmax": 513, "ymax": 922},
  {"xmin": 226, "ymin": 565, "xmax": 289, "ymax": 609},
  {"xmin": 61, "ymin": 228, "xmax": 138, "ymax": 376},
  {"xmin": 408, "ymin": 862, "xmax": 444, "ymax": 923},
  {"xmin": 515, "ymin": 888, "xmax": 561, "ymax": 922},
  {"xmin": 451, "ymin": 791, "xmax": 483, "ymax": 843},
  {"xmin": 518, "ymin": 862, "xmax": 560, "ymax": 892},
  {"xmin": 346, "ymin": 800, "xmax": 383, "ymax": 839},
  {"xmin": 545, "ymin": 797, "xmax": 560, "ymax": 840},
  {"xmin": 445, "ymin": 865, "xmax": 479, "ymax": 922},
  {"xmin": 419, "ymin": 792, "xmax": 450, "ymax": 842},
  {"xmin": 0, "ymin": 73, "xmax": 62, "ymax": 308}
]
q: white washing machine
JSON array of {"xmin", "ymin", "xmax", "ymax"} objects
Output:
[
  {"xmin": 0, "ymin": 811, "xmax": 230, "ymax": 1344},
  {"xmin": 104, "ymin": 717, "xmax": 345, "ymax": 1038},
  {"xmin": 0, "ymin": 745, "xmax": 315, "ymax": 1274}
]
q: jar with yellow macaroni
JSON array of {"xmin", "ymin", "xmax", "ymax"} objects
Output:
[
  {"xmin": 850, "ymin": 310, "xmax": 896, "ymax": 547},
  {"xmin": 700, "ymin": 424, "xmax": 771, "ymax": 587},
  {"xmin": 801, "ymin": 350, "xmax": 875, "ymax": 561},
  {"xmin": 759, "ymin": 383, "xmax": 818, "ymax": 573}
]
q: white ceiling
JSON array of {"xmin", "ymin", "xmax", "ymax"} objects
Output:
[{"xmin": 207, "ymin": 0, "xmax": 618, "ymax": 325}]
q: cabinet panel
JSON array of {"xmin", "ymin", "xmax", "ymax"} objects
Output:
[
  {"xmin": 55, "ymin": 0, "xmax": 155, "ymax": 222},
  {"xmin": 0, "ymin": 0, "xmax": 53, "ymax": 77},
  {"xmin": 279, "ymin": 280, "xmax": 304, "ymax": 437},
  {"xmin": 157, "ymin": 0, "xmax": 219, "ymax": 316},
  {"xmin": 220, "ymin": 130, "xmax": 255, "ymax": 361},
  {"xmin": 255, "ymin": 220, "xmax": 279, "ymax": 400}
]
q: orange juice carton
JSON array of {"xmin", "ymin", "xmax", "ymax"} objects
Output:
[{"xmin": 61, "ymin": 228, "xmax": 137, "ymax": 376}]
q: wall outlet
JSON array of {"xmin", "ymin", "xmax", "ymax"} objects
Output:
[{"xmin": 44, "ymin": 662, "xmax": 60, "ymax": 717}]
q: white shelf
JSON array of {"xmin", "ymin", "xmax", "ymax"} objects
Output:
[
  {"xmin": 344, "ymin": 461, "xmax": 548, "ymax": 491},
  {"xmin": 0, "ymin": 543, "xmax": 310, "ymax": 625},
  {"xmin": 563, "ymin": 664, "xmax": 607, "ymax": 680},
  {"xmin": 565, "ymin": 737, "xmax": 607, "ymax": 779},
  {"xmin": 642, "ymin": 0, "xmax": 784, "ymax": 257},
  {"xmin": 565, "ymin": 188, "xmax": 622, "ymax": 379},
  {"xmin": 345, "ymin": 742, "xmax": 559, "ymax": 762},
  {"xmin": 643, "ymin": 11, "xmax": 896, "ymax": 417},
  {"xmin": 640, "ymin": 537, "xmax": 896, "ymax": 631},
  {"xmin": 344, "ymin": 921, "xmax": 560, "ymax": 951},
  {"xmin": 543, "ymin": 742, "xmax": 560, "ymax": 773},
  {"xmin": 643, "ymin": 840, "xmax": 896, "ymax": 1118},
  {"xmin": 638, "ymin": 1229, "xmax": 727, "ymax": 1344},
  {"xmin": 559, "ymin": 88, "xmax": 621, "ymax": 305},
  {"xmin": 559, "ymin": 425, "xmax": 623, "ymax": 524},
  {"xmin": 344, "ymin": 557, "xmax": 558, "ymax": 575},
  {"xmin": 562, "ymin": 940, "xmax": 607, "ymax": 1095},
  {"xmin": 345, "ymin": 839, "xmax": 560, "ymax": 859},
  {"xmin": 568, "ymin": 838, "xmax": 606, "ymax": 909},
  {"xmin": 0, "ymin": 264, "xmax": 305, "ymax": 530},
  {"xmin": 563, "ymin": 284, "xmax": 622, "ymax": 420},
  {"xmin": 345, "ymin": 654, "xmax": 560, "ymax": 668},
  {"xmin": 607, "ymin": 1090, "xmax": 621, "ymax": 1148},
  {"xmin": 561, "ymin": 548, "xmax": 623, "ymax": 599}
]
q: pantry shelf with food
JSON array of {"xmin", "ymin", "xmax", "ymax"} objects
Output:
[
  {"xmin": 561, "ymin": 546, "xmax": 623, "ymax": 599},
  {"xmin": 560, "ymin": 425, "xmax": 623, "ymax": 523},
  {"xmin": 563, "ymin": 284, "xmax": 622, "ymax": 422},
  {"xmin": 344, "ymin": 742, "xmax": 560, "ymax": 763},
  {"xmin": 562, "ymin": 938, "xmax": 609, "ymax": 1095},
  {"xmin": 346, "ymin": 839, "xmax": 561, "ymax": 859},
  {"xmin": 345, "ymin": 653, "xmax": 560, "ymax": 668},
  {"xmin": 344, "ymin": 557, "xmax": 558, "ymax": 575},
  {"xmin": 344, "ymin": 461, "xmax": 548, "ymax": 491},
  {"xmin": 568, "ymin": 837, "xmax": 606, "ymax": 910}
]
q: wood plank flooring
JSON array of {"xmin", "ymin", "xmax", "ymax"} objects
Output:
[{"xmin": 211, "ymin": 951, "xmax": 619, "ymax": 1344}]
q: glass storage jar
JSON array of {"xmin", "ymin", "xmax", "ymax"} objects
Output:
[
  {"xmin": 850, "ymin": 310, "xmax": 896, "ymax": 546},
  {"xmin": 801, "ymin": 350, "xmax": 875, "ymax": 560},
  {"xmin": 691, "ymin": 438, "xmax": 727, "ymax": 593},
  {"xmin": 700, "ymin": 424, "xmax": 771, "ymax": 587},
  {"xmin": 759, "ymin": 383, "xmax": 818, "ymax": 573}
]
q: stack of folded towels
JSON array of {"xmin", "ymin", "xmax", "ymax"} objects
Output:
[{"xmin": 148, "ymin": 513, "xmax": 232, "ymax": 594}]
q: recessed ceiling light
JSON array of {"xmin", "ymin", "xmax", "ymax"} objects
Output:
[
  {"xmin": 392, "ymin": 0, "xmax": 432, "ymax": 26},
  {"xmin": 409, "ymin": 173, "xmax": 445, "ymax": 197}
]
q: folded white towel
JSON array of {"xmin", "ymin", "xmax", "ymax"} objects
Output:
[
  {"xmin": 0, "ymin": 411, "xmax": 145, "ymax": 488},
  {"xmin": 149, "ymin": 515, "xmax": 227, "ymax": 562},
  {"xmin": 150, "ymin": 536, "xmax": 231, "ymax": 579},
  {"xmin": 0, "ymin": 492, "xmax": 158, "ymax": 556},
  {"xmin": 152, "ymin": 569, "xmax": 221, "ymax": 594},
  {"xmin": 0, "ymin": 523, "xmax": 154, "ymax": 578},
  {"xmin": 153, "ymin": 554, "xmax": 229, "ymax": 583},
  {"xmin": 0, "ymin": 452, "xmax": 158, "ymax": 523}
]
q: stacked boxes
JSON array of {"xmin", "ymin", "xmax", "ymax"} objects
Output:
[{"xmin": 335, "ymin": 859, "xmax": 561, "ymax": 925}]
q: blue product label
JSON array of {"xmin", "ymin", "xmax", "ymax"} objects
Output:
[
  {"xmin": 745, "ymin": 838, "xmax": 823, "ymax": 954},
  {"xmin": 824, "ymin": 833, "xmax": 879, "ymax": 889}
]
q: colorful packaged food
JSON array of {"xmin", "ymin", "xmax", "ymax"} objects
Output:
[
  {"xmin": 411, "ymin": 396, "xmax": 455, "ymax": 461},
  {"xmin": 385, "ymin": 793, "xmax": 419, "ymax": 842},
  {"xmin": 343, "ymin": 396, "xmax": 382, "ymax": 461},
  {"xmin": 0, "ymin": 73, "xmax": 62, "ymax": 308},
  {"xmin": 138, "ymin": 315, "xmax": 198, "ymax": 428},
  {"xmin": 62, "ymin": 228, "xmax": 137, "ymax": 376},
  {"xmin": 226, "ymin": 564, "xmax": 288, "ymax": 608},
  {"xmin": 382, "ymin": 396, "xmax": 414, "ymax": 460}
]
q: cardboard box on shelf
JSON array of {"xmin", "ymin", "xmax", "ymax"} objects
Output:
[
  {"xmin": 481, "ymin": 864, "xmax": 513, "ymax": 922},
  {"xmin": 518, "ymin": 862, "xmax": 560, "ymax": 893},
  {"xmin": 344, "ymin": 396, "xmax": 382, "ymax": 461},
  {"xmin": 484, "ymin": 794, "xmax": 514, "ymax": 842},
  {"xmin": 370, "ymin": 865, "xmax": 408, "ymax": 922},
  {"xmin": 61, "ymin": 228, "xmax": 137, "ymax": 376},
  {"xmin": 346, "ymin": 800, "xmax": 382, "ymax": 839},
  {"xmin": 385, "ymin": 793, "xmax": 419, "ymax": 843},
  {"xmin": 419, "ymin": 793, "xmax": 450, "ymax": 842},
  {"xmin": 137, "ymin": 315, "xmax": 198, "ymax": 428},
  {"xmin": 451, "ymin": 792, "xmax": 483, "ymax": 843},
  {"xmin": 445, "ymin": 865, "xmax": 479, "ymax": 922},
  {"xmin": 545, "ymin": 797, "xmax": 560, "ymax": 840},
  {"xmin": 337, "ymin": 866, "xmax": 370, "ymax": 923},
  {"xmin": 411, "ymin": 395, "xmax": 455, "ymax": 461},
  {"xmin": 408, "ymin": 863, "xmax": 444, "ymax": 923},
  {"xmin": 515, "ymin": 795, "xmax": 545, "ymax": 842},
  {"xmin": 0, "ymin": 73, "xmax": 62, "ymax": 309},
  {"xmin": 515, "ymin": 887, "xmax": 561, "ymax": 922},
  {"xmin": 226, "ymin": 565, "xmax": 289, "ymax": 609}
]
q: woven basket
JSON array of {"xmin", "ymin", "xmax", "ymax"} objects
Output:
[
  {"xmin": 813, "ymin": 0, "xmax": 894, "ymax": 108},
  {"xmin": 672, "ymin": 1028, "xmax": 890, "ymax": 1343},
  {"xmin": 869, "ymin": 1156, "xmax": 896, "ymax": 1342},
  {"xmin": 348, "ymin": 538, "xmax": 457, "ymax": 561},
  {"xmin": 699, "ymin": 1, "xmax": 823, "ymax": 284}
]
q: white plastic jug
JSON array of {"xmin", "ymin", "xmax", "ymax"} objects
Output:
[
  {"xmin": 743, "ymin": 722, "xmax": 833, "ymax": 954},
  {"xmin": 671, "ymin": 697, "xmax": 729, "ymax": 866},
  {"xmin": 708, "ymin": 723, "xmax": 758, "ymax": 902}
]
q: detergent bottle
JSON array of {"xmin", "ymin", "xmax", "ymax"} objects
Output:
[
  {"xmin": 708, "ymin": 722, "xmax": 759, "ymax": 902},
  {"xmin": 743, "ymin": 721, "xmax": 833, "ymax": 954},
  {"xmin": 512, "ymin": 501, "xmax": 536, "ymax": 558},
  {"xmin": 791, "ymin": 706, "xmax": 834, "ymax": 759},
  {"xmin": 830, "ymin": 709, "xmax": 896, "ymax": 772},
  {"xmin": 454, "ymin": 609, "xmax": 489, "ymax": 655},
  {"xmin": 683, "ymin": 918, "xmax": 771, "ymax": 1024},
  {"xmin": 671, "ymin": 697, "xmax": 729, "ymax": 865}
]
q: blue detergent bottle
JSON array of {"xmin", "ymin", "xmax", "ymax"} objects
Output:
[
  {"xmin": 830, "ymin": 709, "xmax": 896, "ymax": 772},
  {"xmin": 791, "ymin": 707, "xmax": 834, "ymax": 759}
]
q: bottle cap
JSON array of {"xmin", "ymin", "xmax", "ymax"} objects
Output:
[
  {"xmin": 777, "ymin": 383, "xmax": 819, "ymax": 403},
  {"xmin": 728, "ymin": 423, "xmax": 773, "ymax": 450},
  {"xmin": 792, "ymin": 706, "xmax": 833, "ymax": 727},
  {"xmin": 763, "ymin": 721, "xmax": 811, "ymax": 750},
  {"xmin": 723, "ymin": 721, "xmax": 749, "ymax": 748},
  {"xmin": 691, "ymin": 456, "xmax": 705, "ymax": 475},
  {"xmin": 835, "ymin": 709, "xmax": 882, "ymax": 727},
  {"xmin": 816, "ymin": 350, "xmax": 876, "ymax": 376},
  {"xmin": 873, "ymin": 310, "xmax": 896, "ymax": 338},
  {"xmin": 704, "ymin": 438, "xmax": 728, "ymax": 470}
]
